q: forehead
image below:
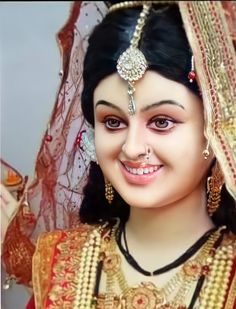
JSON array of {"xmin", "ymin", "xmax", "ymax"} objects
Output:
[{"xmin": 94, "ymin": 71, "xmax": 201, "ymax": 111}]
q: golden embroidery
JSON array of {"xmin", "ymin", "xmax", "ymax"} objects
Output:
[
  {"xmin": 223, "ymin": 233, "xmax": 236, "ymax": 309},
  {"xmin": 33, "ymin": 231, "xmax": 62, "ymax": 308},
  {"xmin": 33, "ymin": 224, "xmax": 236, "ymax": 309},
  {"xmin": 179, "ymin": 1, "xmax": 236, "ymax": 199},
  {"xmin": 33, "ymin": 224, "xmax": 95, "ymax": 309}
]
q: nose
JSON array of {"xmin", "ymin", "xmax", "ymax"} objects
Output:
[{"xmin": 121, "ymin": 122, "xmax": 148, "ymax": 160}]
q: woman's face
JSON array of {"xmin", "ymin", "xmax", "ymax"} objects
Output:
[{"xmin": 94, "ymin": 71, "xmax": 211, "ymax": 208}]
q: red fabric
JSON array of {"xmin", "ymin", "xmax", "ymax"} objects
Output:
[{"xmin": 26, "ymin": 295, "xmax": 35, "ymax": 309}]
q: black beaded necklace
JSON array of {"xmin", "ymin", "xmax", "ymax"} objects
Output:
[
  {"xmin": 93, "ymin": 223, "xmax": 225, "ymax": 309},
  {"xmin": 116, "ymin": 223, "xmax": 218, "ymax": 276}
]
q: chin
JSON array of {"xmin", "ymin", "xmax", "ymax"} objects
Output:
[{"xmin": 121, "ymin": 194, "xmax": 163, "ymax": 209}]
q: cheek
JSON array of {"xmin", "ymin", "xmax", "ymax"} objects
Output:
[
  {"xmin": 171, "ymin": 128, "xmax": 209, "ymax": 178},
  {"xmin": 182, "ymin": 127, "xmax": 206, "ymax": 160},
  {"xmin": 94, "ymin": 127, "xmax": 122, "ymax": 162},
  {"xmin": 155, "ymin": 124, "xmax": 206, "ymax": 164}
]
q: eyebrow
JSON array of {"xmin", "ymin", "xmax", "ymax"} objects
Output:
[
  {"xmin": 95, "ymin": 100, "xmax": 123, "ymax": 112},
  {"xmin": 95, "ymin": 99, "xmax": 185, "ymax": 112},
  {"xmin": 141, "ymin": 100, "xmax": 185, "ymax": 112}
]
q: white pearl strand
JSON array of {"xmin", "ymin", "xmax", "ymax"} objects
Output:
[
  {"xmin": 199, "ymin": 244, "xmax": 234, "ymax": 309},
  {"xmin": 74, "ymin": 228, "xmax": 102, "ymax": 309}
]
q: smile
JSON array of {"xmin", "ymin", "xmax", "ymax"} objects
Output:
[
  {"xmin": 120, "ymin": 161, "xmax": 163, "ymax": 185},
  {"xmin": 124, "ymin": 165, "xmax": 160, "ymax": 175}
]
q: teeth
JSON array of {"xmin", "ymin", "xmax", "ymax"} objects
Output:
[
  {"xmin": 136, "ymin": 168, "xmax": 141, "ymax": 175},
  {"xmin": 125, "ymin": 165, "xmax": 160, "ymax": 175}
]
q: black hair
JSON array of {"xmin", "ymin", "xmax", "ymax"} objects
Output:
[
  {"xmin": 81, "ymin": 4, "xmax": 199, "ymax": 126},
  {"xmin": 79, "ymin": 4, "xmax": 236, "ymax": 234}
]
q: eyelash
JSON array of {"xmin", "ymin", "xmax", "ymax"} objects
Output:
[
  {"xmin": 148, "ymin": 117, "xmax": 178, "ymax": 132},
  {"xmin": 103, "ymin": 117, "xmax": 126, "ymax": 130},
  {"xmin": 103, "ymin": 116, "xmax": 178, "ymax": 132}
]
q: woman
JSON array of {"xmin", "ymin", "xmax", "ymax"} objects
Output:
[
  {"xmin": 2, "ymin": 1, "xmax": 236, "ymax": 308},
  {"xmin": 31, "ymin": 1, "xmax": 236, "ymax": 308}
]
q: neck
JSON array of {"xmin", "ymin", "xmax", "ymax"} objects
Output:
[{"xmin": 126, "ymin": 187, "xmax": 215, "ymax": 251}]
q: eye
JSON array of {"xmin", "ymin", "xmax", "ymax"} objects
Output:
[
  {"xmin": 148, "ymin": 117, "xmax": 177, "ymax": 132},
  {"xmin": 104, "ymin": 117, "xmax": 126, "ymax": 130}
]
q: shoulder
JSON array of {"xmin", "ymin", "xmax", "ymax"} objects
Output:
[
  {"xmin": 32, "ymin": 223, "xmax": 101, "ymax": 307},
  {"xmin": 36, "ymin": 223, "xmax": 95, "ymax": 242},
  {"xmin": 220, "ymin": 230, "xmax": 236, "ymax": 269},
  {"xmin": 35, "ymin": 223, "xmax": 97, "ymax": 253},
  {"xmin": 221, "ymin": 230, "xmax": 236, "ymax": 255}
]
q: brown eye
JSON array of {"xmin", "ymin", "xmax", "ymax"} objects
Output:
[
  {"xmin": 148, "ymin": 117, "xmax": 177, "ymax": 132},
  {"xmin": 107, "ymin": 118, "xmax": 120, "ymax": 127},
  {"xmin": 155, "ymin": 119, "xmax": 169, "ymax": 128},
  {"xmin": 104, "ymin": 117, "xmax": 126, "ymax": 130}
]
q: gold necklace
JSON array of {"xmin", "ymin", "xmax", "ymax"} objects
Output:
[
  {"xmin": 74, "ymin": 224, "xmax": 234, "ymax": 309},
  {"xmin": 198, "ymin": 243, "xmax": 234, "ymax": 309},
  {"xmin": 102, "ymin": 226, "xmax": 228, "ymax": 309}
]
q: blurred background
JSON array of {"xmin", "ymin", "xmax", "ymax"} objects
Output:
[{"xmin": 1, "ymin": 2, "xmax": 71, "ymax": 308}]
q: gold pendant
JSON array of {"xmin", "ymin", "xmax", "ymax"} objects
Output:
[
  {"xmin": 120, "ymin": 282, "xmax": 165, "ymax": 309},
  {"xmin": 103, "ymin": 253, "xmax": 121, "ymax": 275}
]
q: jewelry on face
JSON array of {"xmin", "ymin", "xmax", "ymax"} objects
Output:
[
  {"xmin": 116, "ymin": 4, "xmax": 151, "ymax": 116},
  {"xmin": 145, "ymin": 144, "xmax": 152, "ymax": 162},
  {"xmin": 114, "ymin": 3, "xmax": 196, "ymax": 115},
  {"xmin": 122, "ymin": 143, "xmax": 152, "ymax": 163}
]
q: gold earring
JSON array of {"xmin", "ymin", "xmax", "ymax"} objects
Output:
[
  {"xmin": 207, "ymin": 161, "xmax": 224, "ymax": 216},
  {"xmin": 105, "ymin": 180, "xmax": 114, "ymax": 204},
  {"xmin": 202, "ymin": 140, "xmax": 210, "ymax": 160}
]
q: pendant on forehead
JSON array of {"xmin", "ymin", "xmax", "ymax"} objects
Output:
[
  {"xmin": 115, "ymin": 4, "xmax": 151, "ymax": 115},
  {"xmin": 117, "ymin": 46, "xmax": 148, "ymax": 115}
]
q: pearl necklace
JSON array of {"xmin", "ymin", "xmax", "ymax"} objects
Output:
[
  {"xmin": 74, "ymin": 224, "xmax": 234, "ymax": 309},
  {"xmin": 198, "ymin": 244, "xmax": 234, "ymax": 309},
  {"xmin": 74, "ymin": 224, "xmax": 105, "ymax": 309}
]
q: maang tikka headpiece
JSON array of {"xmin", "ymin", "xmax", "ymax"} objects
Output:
[{"xmin": 114, "ymin": 4, "xmax": 151, "ymax": 115}]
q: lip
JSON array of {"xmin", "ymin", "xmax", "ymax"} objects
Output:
[{"xmin": 119, "ymin": 161, "xmax": 163, "ymax": 185}]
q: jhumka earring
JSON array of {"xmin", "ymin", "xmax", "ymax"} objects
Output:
[
  {"xmin": 207, "ymin": 161, "xmax": 224, "ymax": 216},
  {"xmin": 105, "ymin": 179, "xmax": 114, "ymax": 204},
  {"xmin": 115, "ymin": 4, "xmax": 151, "ymax": 115}
]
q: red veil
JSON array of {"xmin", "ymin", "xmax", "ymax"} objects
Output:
[{"xmin": 2, "ymin": 1, "xmax": 108, "ymax": 286}]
